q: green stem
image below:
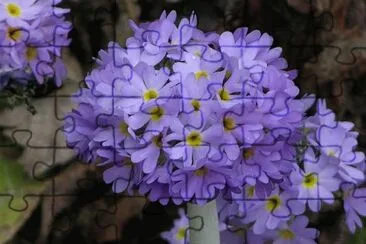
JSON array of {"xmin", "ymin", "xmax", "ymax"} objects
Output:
[{"xmin": 187, "ymin": 200, "xmax": 220, "ymax": 244}]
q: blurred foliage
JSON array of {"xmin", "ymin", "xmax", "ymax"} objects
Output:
[
  {"xmin": 0, "ymin": 81, "xmax": 37, "ymax": 114},
  {"xmin": 0, "ymin": 157, "xmax": 44, "ymax": 243},
  {"xmin": 0, "ymin": 78, "xmax": 58, "ymax": 115}
]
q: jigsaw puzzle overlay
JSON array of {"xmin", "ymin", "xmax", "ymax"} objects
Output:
[{"xmin": 1, "ymin": 0, "xmax": 366, "ymax": 243}]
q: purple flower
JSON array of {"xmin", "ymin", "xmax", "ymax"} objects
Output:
[
  {"xmin": 161, "ymin": 208, "xmax": 190, "ymax": 244},
  {"xmin": 342, "ymin": 183, "xmax": 366, "ymax": 233},
  {"xmin": 178, "ymin": 75, "xmax": 215, "ymax": 129},
  {"xmin": 127, "ymin": 101, "xmax": 180, "ymax": 136},
  {"xmin": 64, "ymin": 14, "xmax": 366, "ymax": 239},
  {"xmin": 64, "ymin": 103, "xmax": 100, "ymax": 162},
  {"xmin": 304, "ymin": 99, "xmax": 337, "ymax": 129},
  {"xmin": 130, "ymin": 131, "xmax": 169, "ymax": 173},
  {"xmin": 233, "ymin": 137, "xmax": 294, "ymax": 186},
  {"xmin": 263, "ymin": 215, "xmax": 318, "ymax": 244},
  {"xmin": 98, "ymin": 148, "xmax": 143, "ymax": 195},
  {"xmin": 316, "ymin": 125, "xmax": 364, "ymax": 183},
  {"xmin": 118, "ymin": 62, "xmax": 174, "ymax": 114},
  {"xmin": 95, "ymin": 40, "xmax": 141, "ymax": 68},
  {"xmin": 290, "ymin": 148, "xmax": 341, "ymax": 212},
  {"xmin": 170, "ymin": 157, "xmax": 237, "ymax": 205},
  {"xmin": 243, "ymin": 187, "xmax": 305, "ymax": 234},
  {"xmin": 218, "ymin": 28, "xmax": 284, "ymax": 74},
  {"xmin": 172, "ymin": 48, "xmax": 223, "ymax": 85},
  {"xmin": 165, "ymin": 122, "xmax": 223, "ymax": 167},
  {"xmin": 138, "ymin": 156, "xmax": 184, "ymax": 205},
  {"xmin": 93, "ymin": 112, "xmax": 136, "ymax": 149},
  {"xmin": 0, "ymin": 0, "xmax": 40, "ymax": 27}
]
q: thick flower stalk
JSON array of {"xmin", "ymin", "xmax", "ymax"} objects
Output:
[
  {"xmin": 0, "ymin": 0, "xmax": 71, "ymax": 91},
  {"xmin": 64, "ymin": 10, "xmax": 366, "ymax": 244}
]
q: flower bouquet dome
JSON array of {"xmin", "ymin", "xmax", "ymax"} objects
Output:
[{"xmin": 64, "ymin": 10, "xmax": 366, "ymax": 244}]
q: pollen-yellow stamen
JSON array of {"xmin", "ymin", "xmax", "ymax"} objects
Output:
[
  {"xmin": 279, "ymin": 229, "xmax": 295, "ymax": 240},
  {"xmin": 186, "ymin": 131, "xmax": 202, "ymax": 147},
  {"xmin": 302, "ymin": 173, "xmax": 318, "ymax": 189},
  {"xmin": 303, "ymin": 127, "xmax": 311, "ymax": 134},
  {"xmin": 143, "ymin": 89, "xmax": 158, "ymax": 101},
  {"xmin": 194, "ymin": 167, "xmax": 208, "ymax": 177},
  {"xmin": 242, "ymin": 148, "xmax": 255, "ymax": 160},
  {"xmin": 150, "ymin": 106, "xmax": 164, "ymax": 121},
  {"xmin": 6, "ymin": 27, "xmax": 22, "ymax": 41},
  {"xmin": 26, "ymin": 47, "xmax": 37, "ymax": 61},
  {"xmin": 327, "ymin": 150, "xmax": 336, "ymax": 157},
  {"xmin": 246, "ymin": 186, "xmax": 255, "ymax": 198},
  {"xmin": 124, "ymin": 158, "xmax": 134, "ymax": 167},
  {"xmin": 265, "ymin": 195, "xmax": 282, "ymax": 212},
  {"xmin": 119, "ymin": 122, "xmax": 129, "ymax": 136},
  {"xmin": 223, "ymin": 116, "xmax": 236, "ymax": 131},
  {"xmin": 191, "ymin": 99, "xmax": 201, "ymax": 111},
  {"xmin": 176, "ymin": 227, "xmax": 187, "ymax": 240},
  {"xmin": 218, "ymin": 88, "xmax": 231, "ymax": 101},
  {"xmin": 7, "ymin": 3, "xmax": 21, "ymax": 17},
  {"xmin": 194, "ymin": 70, "xmax": 208, "ymax": 80}
]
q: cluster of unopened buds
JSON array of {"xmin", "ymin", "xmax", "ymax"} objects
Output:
[
  {"xmin": 64, "ymin": 10, "xmax": 366, "ymax": 243},
  {"xmin": 0, "ymin": 0, "xmax": 71, "ymax": 91}
]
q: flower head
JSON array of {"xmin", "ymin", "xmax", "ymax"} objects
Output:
[
  {"xmin": 65, "ymin": 11, "xmax": 366, "ymax": 239},
  {"xmin": 0, "ymin": 0, "xmax": 71, "ymax": 91}
]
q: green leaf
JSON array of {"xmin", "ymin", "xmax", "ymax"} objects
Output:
[{"xmin": 0, "ymin": 157, "xmax": 44, "ymax": 243}]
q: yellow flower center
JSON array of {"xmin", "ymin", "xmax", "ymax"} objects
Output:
[
  {"xmin": 119, "ymin": 122, "xmax": 129, "ymax": 136},
  {"xmin": 302, "ymin": 173, "xmax": 318, "ymax": 189},
  {"xmin": 143, "ymin": 89, "xmax": 158, "ymax": 101},
  {"xmin": 194, "ymin": 167, "xmax": 208, "ymax": 177},
  {"xmin": 191, "ymin": 99, "xmax": 201, "ymax": 111},
  {"xmin": 327, "ymin": 150, "xmax": 336, "ymax": 157},
  {"xmin": 234, "ymin": 229, "xmax": 245, "ymax": 237},
  {"xmin": 26, "ymin": 47, "xmax": 37, "ymax": 61},
  {"xmin": 124, "ymin": 158, "xmax": 134, "ymax": 167},
  {"xmin": 246, "ymin": 186, "xmax": 255, "ymax": 198},
  {"xmin": 265, "ymin": 195, "xmax": 282, "ymax": 212},
  {"xmin": 194, "ymin": 51, "xmax": 201, "ymax": 57},
  {"xmin": 7, "ymin": 3, "xmax": 21, "ymax": 17},
  {"xmin": 150, "ymin": 106, "xmax": 164, "ymax": 121},
  {"xmin": 176, "ymin": 227, "xmax": 187, "ymax": 240},
  {"xmin": 242, "ymin": 148, "xmax": 255, "ymax": 160},
  {"xmin": 223, "ymin": 116, "xmax": 236, "ymax": 131},
  {"xmin": 6, "ymin": 27, "xmax": 22, "ymax": 41},
  {"xmin": 194, "ymin": 70, "xmax": 208, "ymax": 80},
  {"xmin": 218, "ymin": 88, "xmax": 231, "ymax": 101},
  {"xmin": 152, "ymin": 134, "xmax": 163, "ymax": 148},
  {"xmin": 279, "ymin": 229, "xmax": 295, "ymax": 240},
  {"xmin": 186, "ymin": 131, "xmax": 202, "ymax": 147},
  {"xmin": 303, "ymin": 127, "xmax": 311, "ymax": 134}
]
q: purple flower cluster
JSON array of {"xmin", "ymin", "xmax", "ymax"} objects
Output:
[
  {"xmin": 161, "ymin": 208, "xmax": 318, "ymax": 244},
  {"xmin": 64, "ymin": 10, "xmax": 366, "ymax": 242},
  {"xmin": 0, "ymin": 0, "xmax": 71, "ymax": 90}
]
